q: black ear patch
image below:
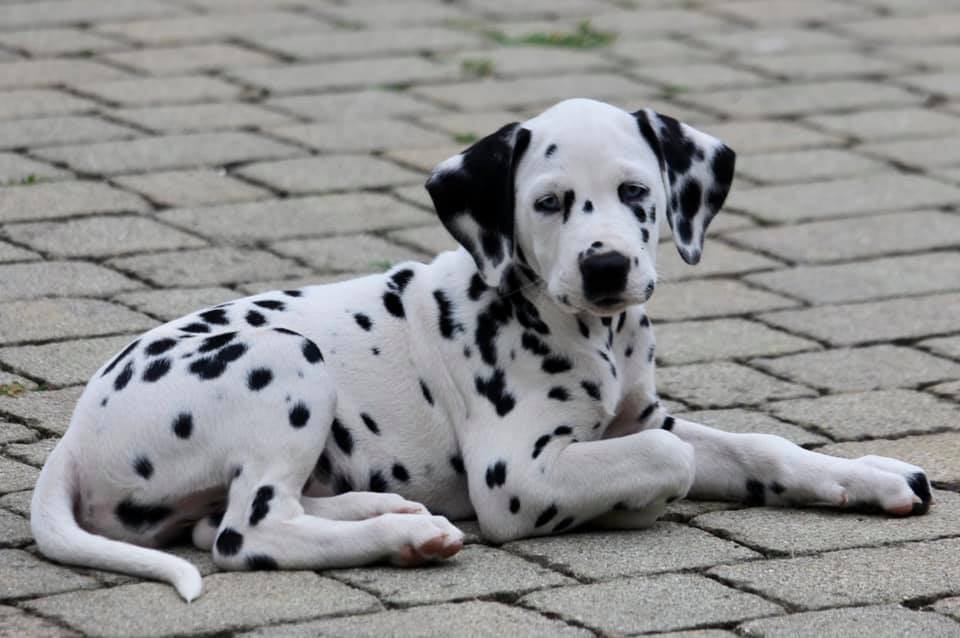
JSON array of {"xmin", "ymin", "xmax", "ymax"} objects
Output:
[
  {"xmin": 634, "ymin": 109, "xmax": 735, "ymax": 265},
  {"xmin": 426, "ymin": 123, "xmax": 531, "ymax": 285}
]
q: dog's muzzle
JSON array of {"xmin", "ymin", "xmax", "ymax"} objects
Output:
[{"xmin": 580, "ymin": 251, "xmax": 630, "ymax": 306}]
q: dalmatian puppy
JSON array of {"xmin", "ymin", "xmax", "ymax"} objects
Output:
[{"xmin": 32, "ymin": 98, "xmax": 931, "ymax": 602}]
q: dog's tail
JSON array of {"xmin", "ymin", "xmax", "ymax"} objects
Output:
[{"xmin": 31, "ymin": 439, "xmax": 203, "ymax": 602}]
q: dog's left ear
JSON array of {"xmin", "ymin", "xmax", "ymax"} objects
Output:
[
  {"xmin": 634, "ymin": 109, "xmax": 735, "ymax": 265},
  {"xmin": 426, "ymin": 122, "xmax": 531, "ymax": 285}
]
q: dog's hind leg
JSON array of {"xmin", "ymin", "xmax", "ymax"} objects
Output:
[{"xmin": 301, "ymin": 492, "xmax": 430, "ymax": 520}]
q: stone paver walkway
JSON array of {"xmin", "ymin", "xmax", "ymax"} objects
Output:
[{"xmin": 1, "ymin": 0, "xmax": 960, "ymax": 635}]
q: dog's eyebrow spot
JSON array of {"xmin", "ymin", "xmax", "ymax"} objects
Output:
[
  {"xmin": 582, "ymin": 200, "xmax": 593, "ymax": 213},
  {"xmin": 562, "ymin": 190, "xmax": 575, "ymax": 223},
  {"xmin": 545, "ymin": 143, "xmax": 557, "ymax": 157}
]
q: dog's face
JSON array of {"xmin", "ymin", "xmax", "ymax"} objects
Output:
[{"xmin": 426, "ymin": 99, "xmax": 735, "ymax": 316}]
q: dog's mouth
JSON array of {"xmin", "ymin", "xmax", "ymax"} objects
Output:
[{"xmin": 594, "ymin": 296, "xmax": 623, "ymax": 307}]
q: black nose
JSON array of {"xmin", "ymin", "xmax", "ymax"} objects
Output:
[{"xmin": 580, "ymin": 251, "xmax": 630, "ymax": 303}]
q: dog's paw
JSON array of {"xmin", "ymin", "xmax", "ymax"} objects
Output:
[
  {"xmin": 815, "ymin": 455, "xmax": 932, "ymax": 516},
  {"xmin": 356, "ymin": 493, "xmax": 431, "ymax": 518},
  {"xmin": 381, "ymin": 514, "xmax": 464, "ymax": 566}
]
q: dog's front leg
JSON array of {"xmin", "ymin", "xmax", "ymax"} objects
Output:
[{"xmin": 663, "ymin": 417, "xmax": 932, "ymax": 516}]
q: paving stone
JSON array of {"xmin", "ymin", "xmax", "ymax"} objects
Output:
[
  {"xmin": 413, "ymin": 73, "xmax": 650, "ymax": 110},
  {"xmin": 647, "ymin": 279, "xmax": 799, "ymax": 322},
  {"xmin": 728, "ymin": 210, "xmax": 960, "ymax": 264},
  {"xmin": 0, "ymin": 58, "xmax": 130, "ymax": 90},
  {"xmin": 921, "ymin": 336, "xmax": 960, "ymax": 360},
  {"xmin": 242, "ymin": 601, "xmax": 590, "ymax": 638},
  {"xmin": 522, "ymin": 573, "xmax": 782, "ymax": 635},
  {"xmin": 703, "ymin": 120, "xmax": 840, "ymax": 154},
  {"xmin": 0, "ymin": 261, "xmax": 142, "ymax": 302},
  {"xmin": 0, "ymin": 115, "xmax": 140, "ymax": 148},
  {"xmin": 0, "ymin": 334, "xmax": 137, "ymax": 387},
  {"xmin": 0, "ymin": 27, "xmax": 125, "ymax": 57},
  {"xmin": 103, "ymin": 43, "xmax": 277, "ymax": 75},
  {"xmin": 111, "ymin": 102, "xmax": 292, "ymax": 133},
  {"xmin": 840, "ymin": 12, "xmax": 960, "ymax": 43},
  {"xmin": 657, "ymin": 361, "xmax": 816, "ymax": 408},
  {"xmin": 0, "ymin": 548, "xmax": 100, "ymax": 601},
  {"xmin": 657, "ymin": 241, "xmax": 781, "ymax": 282},
  {"xmin": 0, "ymin": 298, "xmax": 154, "ymax": 345},
  {"xmin": 930, "ymin": 380, "xmax": 960, "ymax": 402},
  {"xmin": 465, "ymin": 0, "xmax": 599, "ymax": 19},
  {"xmin": 0, "ymin": 387, "xmax": 83, "ymax": 435},
  {"xmin": 887, "ymin": 44, "xmax": 960, "ymax": 69},
  {"xmin": 768, "ymin": 389, "xmax": 960, "ymax": 442},
  {"xmin": 759, "ymin": 293, "xmax": 960, "ymax": 346},
  {"xmin": 451, "ymin": 47, "xmax": 613, "ymax": 78},
  {"xmin": 674, "ymin": 408, "xmax": 830, "ymax": 446},
  {"xmin": 0, "ymin": 240, "xmax": 36, "ymax": 263},
  {"xmin": 74, "ymin": 75, "xmax": 244, "ymax": 107},
  {"xmin": 0, "ymin": 457, "xmax": 39, "ymax": 494},
  {"xmin": 504, "ymin": 522, "xmax": 759, "ymax": 580},
  {"xmin": 320, "ymin": 1, "xmax": 470, "ymax": 26},
  {"xmin": 0, "ymin": 180, "xmax": 147, "ymax": 223},
  {"xmin": 752, "ymin": 345, "xmax": 960, "ymax": 393},
  {"xmin": 739, "ymin": 604, "xmax": 960, "ymax": 638},
  {"xmin": 0, "ymin": 0, "xmax": 181, "ymax": 30},
  {"xmin": 610, "ymin": 37, "xmax": 713, "ymax": 64},
  {"xmin": 0, "ymin": 604, "xmax": 79, "ymax": 637},
  {"xmin": 714, "ymin": 0, "xmax": 870, "ymax": 26},
  {"xmin": 818, "ymin": 433, "xmax": 960, "ymax": 485},
  {"xmin": 114, "ymin": 170, "xmax": 271, "ymax": 207},
  {"xmin": 34, "ymin": 132, "xmax": 301, "ymax": 175},
  {"xmin": 0, "ymin": 153, "xmax": 69, "ymax": 185},
  {"xmin": 330, "ymin": 545, "xmax": 573, "ymax": 605},
  {"xmin": 736, "ymin": 149, "xmax": 887, "ymax": 184},
  {"xmin": 746, "ymin": 253, "xmax": 960, "ymax": 304},
  {"xmin": 806, "ymin": 108, "xmax": 960, "ymax": 141},
  {"xmin": 0, "ymin": 89, "xmax": 98, "ymax": 121},
  {"xmin": 273, "ymin": 235, "xmax": 428, "ymax": 273},
  {"xmin": 709, "ymin": 538, "xmax": 960, "ymax": 610},
  {"xmin": 420, "ymin": 110, "xmax": 518, "ymax": 137},
  {"xmin": 692, "ymin": 28, "xmax": 855, "ymax": 55},
  {"xmin": 236, "ymin": 274, "xmax": 369, "ymax": 295},
  {"xmin": 388, "ymin": 224, "xmax": 458, "ymax": 256},
  {"xmin": 111, "ymin": 247, "xmax": 307, "ymax": 287},
  {"xmin": 270, "ymin": 118, "xmax": 450, "ymax": 152},
  {"xmin": 862, "ymin": 136, "xmax": 960, "ymax": 169},
  {"xmin": 663, "ymin": 499, "xmax": 742, "ymax": 522},
  {"xmin": 932, "ymin": 596, "xmax": 960, "ymax": 621},
  {"xmin": 256, "ymin": 27, "xmax": 486, "ymax": 60},
  {"xmin": 95, "ymin": 11, "xmax": 328, "ymax": 45},
  {"xmin": 649, "ymin": 631, "xmax": 736, "ymax": 638},
  {"xmin": 591, "ymin": 8, "xmax": 734, "ymax": 34},
  {"xmin": 237, "ymin": 155, "xmax": 421, "ymax": 195},
  {"xmin": 5, "ymin": 215, "xmax": 206, "ymax": 258},
  {"xmin": 0, "ymin": 371, "xmax": 36, "ymax": 392},
  {"xmin": 231, "ymin": 56, "xmax": 457, "ymax": 94},
  {"xmin": 23, "ymin": 572, "xmax": 379, "ymax": 638},
  {"xmin": 0, "ymin": 421, "xmax": 37, "ymax": 445},
  {"xmin": 6, "ymin": 437, "xmax": 56, "ymax": 467},
  {"xmin": 0, "ymin": 506, "xmax": 30, "ymax": 547},
  {"xmin": 384, "ymin": 145, "xmax": 463, "ymax": 173},
  {"xmin": 654, "ymin": 318, "xmax": 818, "ymax": 366},
  {"xmin": 696, "ymin": 489, "xmax": 960, "ymax": 555},
  {"xmin": 393, "ymin": 183, "xmax": 435, "ymax": 211},
  {"xmin": 160, "ymin": 194, "xmax": 431, "ymax": 243},
  {"xmin": 113, "ymin": 287, "xmax": 237, "ymax": 321},
  {"xmin": 636, "ymin": 62, "xmax": 769, "ymax": 91},
  {"xmin": 267, "ymin": 90, "xmax": 443, "ymax": 121},
  {"xmin": 743, "ymin": 51, "xmax": 906, "ymax": 81},
  {"xmin": 0, "ymin": 490, "xmax": 31, "ymax": 518}
]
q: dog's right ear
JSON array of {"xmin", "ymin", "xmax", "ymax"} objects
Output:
[{"xmin": 425, "ymin": 123, "xmax": 531, "ymax": 286}]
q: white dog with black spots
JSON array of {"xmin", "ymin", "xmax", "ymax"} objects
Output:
[{"xmin": 32, "ymin": 99, "xmax": 932, "ymax": 601}]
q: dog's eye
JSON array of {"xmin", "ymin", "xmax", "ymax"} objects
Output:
[
  {"xmin": 534, "ymin": 194, "xmax": 562, "ymax": 213},
  {"xmin": 618, "ymin": 182, "xmax": 649, "ymax": 202}
]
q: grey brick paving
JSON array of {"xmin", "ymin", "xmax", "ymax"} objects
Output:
[{"xmin": 2, "ymin": 2, "xmax": 960, "ymax": 636}]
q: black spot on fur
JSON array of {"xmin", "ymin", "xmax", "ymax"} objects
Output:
[
  {"xmin": 680, "ymin": 179, "xmax": 702, "ymax": 221},
  {"xmin": 641, "ymin": 228, "xmax": 650, "ymax": 243},
  {"xmin": 284, "ymin": 289, "xmax": 302, "ymax": 297},
  {"xmin": 675, "ymin": 217, "xmax": 693, "ymax": 244},
  {"xmin": 115, "ymin": 499, "xmax": 171, "ymax": 531},
  {"xmin": 200, "ymin": 308, "xmax": 229, "ymax": 325},
  {"xmin": 625, "ymin": 346, "xmax": 633, "ymax": 357},
  {"xmin": 638, "ymin": 402, "xmax": 658, "ymax": 423},
  {"xmin": 582, "ymin": 200, "xmax": 593, "ymax": 213},
  {"xmin": 142, "ymin": 357, "xmax": 171, "ymax": 382},
  {"xmin": 289, "ymin": 402, "xmax": 310, "ymax": 428},
  {"xmin": 553, "ymin": 517, "xmax": 575, "ymax": 533},
  {"xmin": 577, "ymin": 319, "xmax": 589, "ymax": 339},
  {"xmin": 199, "ymin": 332, "xmax": 237, "ymax": 353},
  {"xmin": 745, "ymin": 479, "xmax": 765, "ymax": 505},
  {"xmin": 331, "ymin": 419, "xmax": 353, "ymax": 455},
  {"xmin": 521, "ymin": 332, "xmax": 550, "ymax": 356},
  {"xmin": 369, "ymin": 470, "xmax": 388, "ymax": 493},
  {"xmin": 581, "ymin": 381, "xmax": 601, "ymax": 401},
  {"xmin": 390, "ymin": 268, "xmax": 415, "ymax": 292},
  {"xmin": 554, "ymin": 425, "xmax": 573, "ymax": 436},
  {"xmin": 475, "ymin": 368, "xmax": 516, "ymax": 417},
  {"xmin": 102, "ymin": 339, "xmax": 141, "ymax": 376},
  {"xmin": 254, "ymin": 300, "xmax": 286, "ymax": 311},
  {"xmin": 908, "ymin": 472, "xmax": 932, "ymax": 514},
  {"xmin": 545, "ymin": 143, "xmax": 557, "ymax": 157},
  {"xmin": 216, "ymin": 528, "xmax": 243, "ymax": 556},
  {"xmin": 476, "ymin": 298, "xmax": 513, "ymax": 365},
  {"xmin": 246, "ymin": 555, "xmax": 278, "ymax": 570},
  {"xmin": 392, "ymin": 463, "xmax": 410, "ymax": 482},
  {"xmin": 468, "ymin": 273, "xmax": 487, "ymax": 300},
  {"xmin": 542, "ymin": 355, "xmax": 572, "ymax": 374},
  {"xmin": 354, "ymin": 313, "xmax": 372, "ymax": 331},
  {"xmin": 770, "ymin": 482, "xmax": 786, "ymax": 495},
  {"xmin": 249, "ymin": 485, "xmax": 274, "ymax": 526},
  {"xmin": 662, "ymin": 416, "xmax": 675, "ymax": 431},
  {"xmin": 616, "ymin": 312, "xmax": 626, "ymax": 333},
  {"xmin": 485, "ymin": 460, "xmax": 507, "ymax": 488},
  {"xmin": 273, "ymin": 327, "xmax": 298, "ymax": 336},
  {"xmin": 510, "ymin": 497, "xmax": 520, "ymax": 513},
  {"xmin": 640, "ymin": 314, "xmax": 651, "ymax": 328},
  {"xmin": 133, "ymin": 456, "xmax": 153, "ymax": 479},
  {"xmin": 532, "ymin": 434, "xmax": 551, "ymax": 459},
  {"xmin": 180, "ymin": 322, "xmax": 210, "ymax": 334},
  {"xmin": 247, "ymin": 367, "xmax": 273, "ymax": 391},
  {"xmin": 315, "ymin": 452, "xmax": 332, "ymax": 480},
  {"xmin": 302, "ymin": 339, "xmax": 323, "ymax": 363},
  {"xmin": 245, "ymin": 310, "xmax": 266, "ymax": 327},
  {"xmin": 173, "ymin": 413, "xmax": 193, "ymax": 438},
  {"xmin": 420, "ymin": 380, "xmax": 434, "ymax": 406},
  {"xmin": 548, "ymin": 386, "xmax": 569, "ymax": 401},
  {"xmin": 433, "ymin": 289, "xmax": 463, "ymax": 338},
  {"xmin": 514, "ymin": 296, "xmax": 549, "ymax": 335},
  {"xmin": 535, "ymin": 504, "xmax": 558, "ymax": 527},
  {"xmin": 114, "ymin": 360, "xmax": 134, "ymax": 391},
  {"xmin": 383, "ymin": 292, "xmax": 404, "ymax": 318},
  {"xmin": 450, "ymin": 455, "xmax": 465, "ymax": 474},
  {"xmin": 562, "ymin": 189, "xmax": 575, "ymax": 223},
  {"xmin": 360, "ymin": 413, "xmax": 380, "ymax": 435},
  {"xmin": 145, "ymin": 338, "xmax": 176, "ymax": 357},
  {"xmin": 189, "ymin": 342, "xmax": 247, "ymax": 380}
]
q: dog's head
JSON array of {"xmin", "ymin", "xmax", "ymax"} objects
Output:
[{"xmin": 426, "ymin": 98, "xmax": 735, "ymax": 315}]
